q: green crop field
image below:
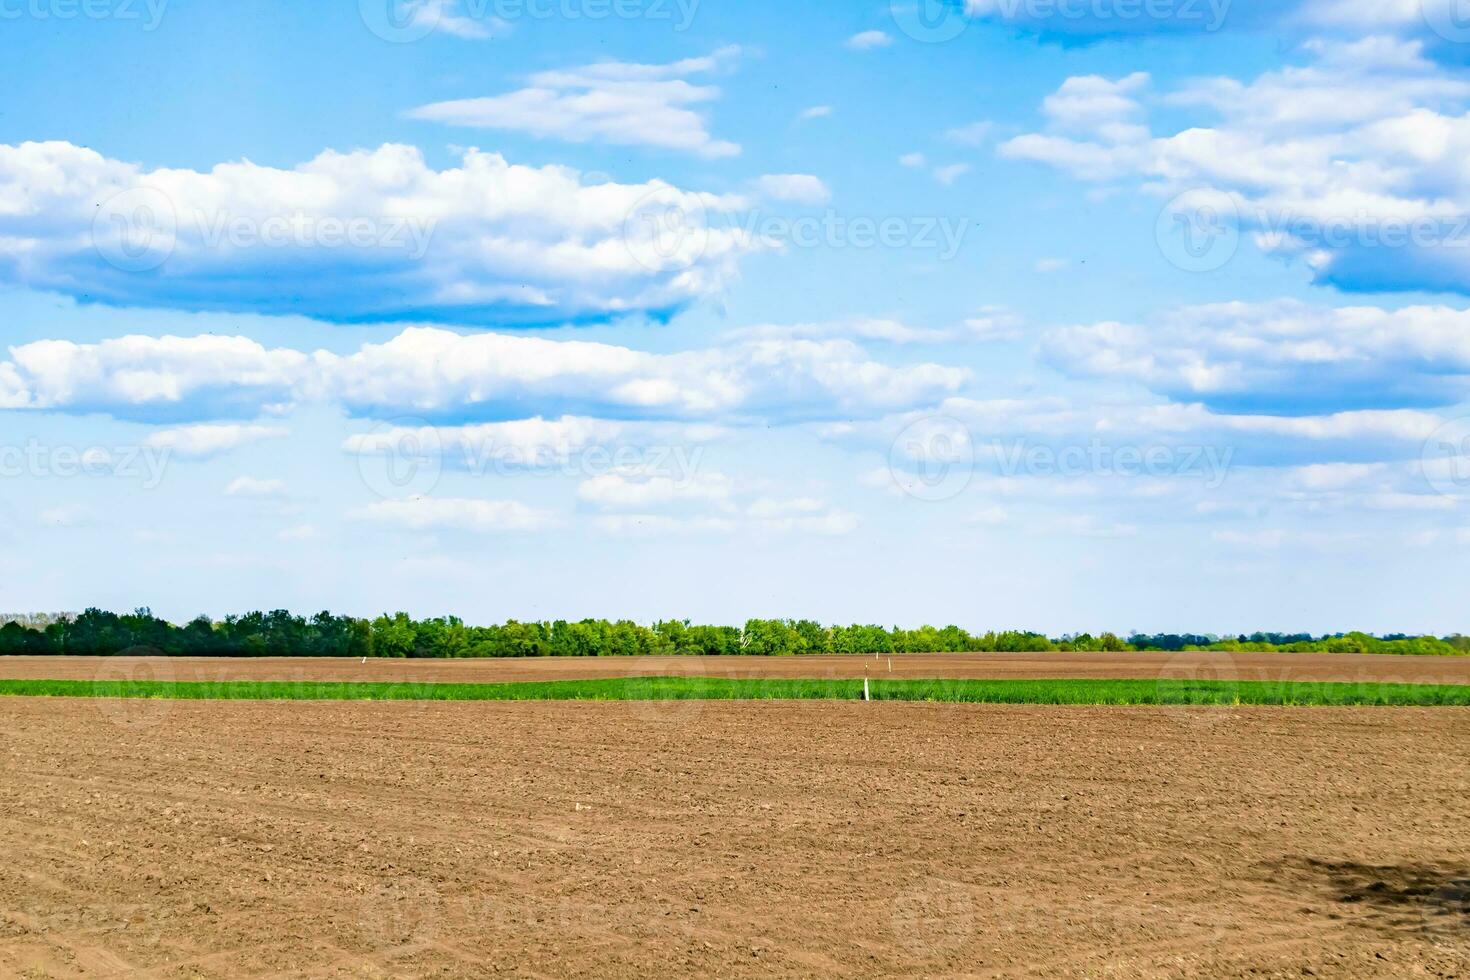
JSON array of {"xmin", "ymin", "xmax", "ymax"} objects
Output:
[{"xmin": 1, "ymin": 676, "xmax": 1468, "ymax": 706}]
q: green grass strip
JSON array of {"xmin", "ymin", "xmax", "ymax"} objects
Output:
[{"xmin": 0, "ymin": 676, "xmax": 1467, "ymax": 706}]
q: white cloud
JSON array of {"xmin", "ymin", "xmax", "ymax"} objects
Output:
[
  {"xmin": 828, "ymin": 394, "xmax": 1448, "ymax": 479},
  {"xmin": 1034, "ymin": 257, "xmax": 1070, "ymax": 273},
  {"xmin": 0, "ymin": 326, "xmax": 968, "ymax": 424},
  {"xmin": 325, "ymin": 328, "xmax": 967, "ymax": 421},
  {"xmin": 960, "ymin": 0, "xmax": 1470, "ymax": 51},
  {"xmin": 142, "ymin": 423, "xmax": 289, "ymax": 457},
  {"xmin": 729, "ymin": 318, "xmax": 939, "ymax": 345},
  {"xmin": 743, "ymin": 496, "xmax": 858, "ymax": 534},
  {"xmin": 730, "ymin": 312, "xmax": 1022, "ymax": 346},
  {"xmin": 961, "ymin": 0, "xmax": 1261, "ymax": 38},
  {"xmin": 1041, "ymin": 299, "xmax": 1470, "ymax": 413},
  {"xmin": 1293, "ymin": 0, "xmax": 1423, "ymax": 32},
  {"xmin": 1000, "ymin": 44, "xmax": 1470, "ymax": 295},
  {"xmin": 388, "ymin": 0, "xmax": 503, "ymax": 39},
  {"xmin": 6, "ymin": 334, "xmax": 308, "ymax": 419},
  {"xmin": 578, "ymin": 469, "xmax": 735, "ymax": 511},
  {"xmin": 1287, "ymin": 462, "xmax": 1388, "ymax": 490},
  {"xmin": 277, "ymin": 524, "xmax": 321, "ymax": 542},
  {"xmin": 933, "ymin": 163, "xmax": 970, "ymax": 185},
  {"xmin": 755, "ymin": 510, "xmax": 858, "ymax": 535},
  {"xmin": 962, "ymin": 308, "xmax": 1026, "ymax": 342},
  {"xmin": 754, "ymin": 174, "xmax": 832, "ymax": 205},
  {"xmin": 846, "ymin": 30, "xmax": 893, "ymax": 50},
  {"xmin": 343, "ymin": 416, "xmax": 720, "ymax": 475},
  {"xmin": 579, "ymin": 468, "xmax": 856, "ymax": 535},
  {"xmin": 799, "ymin": 105, "xmax": 833, "ymax": 121},
  {"xmin": 579, "ymin": 476, "xmax": 858, "ymax": 537},
  {"xmin": 1045, "ymin": 72, "xmax": 1150, "ymax": 131},
  {"xmin": 406, "ymin": 48, "xmax": 741, "ymax": 158},
  {"xmin": 225, "ymin": 476, "xmax": 286, "ymax": 498},
  {"xmin": 945, "ymin": 121, "xmax": 994, "ymax": 146},
  {"xmin": 353, "ymin": 496, "xmax": 556, "ymax": 532},
  {"xmin": 745, "ymin": 496, "xmax": 825, "ymax": 518},
  {"xmin": 899, "ymin": 152, "xmax": 926, "ymax": 168},
  {"xmin": 0, "ymin": 141, "xmax": 756, "ymax": 325}
]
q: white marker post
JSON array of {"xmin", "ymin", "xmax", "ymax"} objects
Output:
[{"xmin": 863, "ymin": 670, "xmax": 871, "ymax": 702}]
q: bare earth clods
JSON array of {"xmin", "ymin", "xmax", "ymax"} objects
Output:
[{"xmin": 0, "ymin": 698, "xmax": 1466, "ymax": 978}]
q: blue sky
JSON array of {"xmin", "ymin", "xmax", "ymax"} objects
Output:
[{"xmin": 4, "ymin": 0, "xmax": 1470, "ymax": 633}]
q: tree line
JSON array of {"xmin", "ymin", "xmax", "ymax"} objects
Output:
[{"xmin": 0, "ymin": 609, "xmax": 1466, "ymax": 658}]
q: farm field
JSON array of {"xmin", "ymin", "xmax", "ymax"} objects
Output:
[
  {"xmin": 3, "ymin": 650, "xmax": 1469, "ymax": 686},
  {"xmin": 4, "ymin": 676, "xmax": 1470, "ymax": 706},
  {"xmin": 0, "ymin": 698, "xmax": 1466, "ymax": 978}
]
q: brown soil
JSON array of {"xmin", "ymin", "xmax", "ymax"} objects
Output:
[
  {"xmin": 2, "ymin": 650, "xmax": 1468, "ymax": 686},
  {"xmin": 0, "ymin": 698, "xmax": 1466, "ymax": 978}
]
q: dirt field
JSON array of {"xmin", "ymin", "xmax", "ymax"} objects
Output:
[
  {"xmin": 0, "ymin": 697, "xmax": 1466, "ymax": 978},
  {"xmin": 3, "ymin": 650, "xmax": 1468, "ymax": 687}
]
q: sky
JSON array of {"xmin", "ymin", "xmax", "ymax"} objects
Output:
[{"xmin": 4, "ymin": 0, "xmax": 1470, "ymax": 633}]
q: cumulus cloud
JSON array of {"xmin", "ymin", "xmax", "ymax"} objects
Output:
[
  {"xmin": 1041, "ymin": 300, "xmax": 1470, "ymax": 413},
  {"xmin": 406, "ymin": 48, "xmax": 741, "ymax": 158},
  {"xmin": 325, "ymin": 329, "xmax": 968, "ymax": 422},
  {"xmin": 1000, "ymin": 42, "xmax": 1470, "ymax": 295},
  {"xmin": 353, "ymin": 496, "xmax": 557, "ymax": 532},
  {"xmin": 2, "ymin": 334, "xmax": 310, "ymax": 422},
  {"xmin": 0, "ymin": 326, "xmax": 968, "ymax": 424},
  {"xmin": 827, "ymin": 393, "xmax": 1447, "ymax": 474},
  {"xmin": 0, "ymin": 141, "xmax": 756, "ymax": 325}
]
